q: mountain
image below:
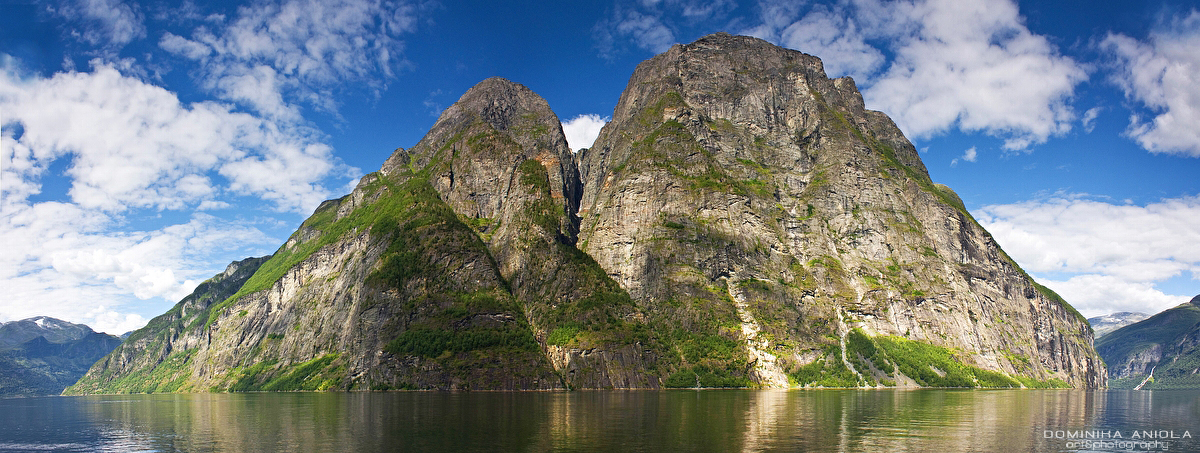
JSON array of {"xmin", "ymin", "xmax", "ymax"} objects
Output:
[
  {"xmin": 0, "ymin": 316, "xmax": 95, "ymax": 347},
  {"xmin": 1097, "ymin": 295, "xmax": 1200, "ymax": 389},
  {"xmin": 67, "ymin": 33, "xmax": 1103, "ymax": 393},
  {"xmin": 1088, "ymin": 312, "xmax": 1150, "ymax": 339},
  {"xmin": 0, "ymin": 317, "xmax": 122, "ymax": 396},
  {"xmin": 575, "ymin": 33, "xmax": 1102, "ymax": 388}
]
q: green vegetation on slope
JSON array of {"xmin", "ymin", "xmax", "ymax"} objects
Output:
[
  {"xmin": 1099, "ymin": 300, "xmax": 1200, "ymax": 389},
  {"xmin": 385, "ymin": 326, "xmax": 540, "ymax": 358},
  {"xmin": 1098, "ymin": 302, "xmax": 1200, "ymax": 368},
  {"xmin": 74, "ymin": 348, "xmax": 197, "ymax": 394},
  {"xmin": 65, "ymin": 257, "xmax": 268, "ymax": 395},
  {"xmin": 225, "ymin": 354, "xmax": 345, "ymax": 392},
  {"xmin": 204, "ymin": 173, "xmax": 461, "ymax": 328},
  {"xmin": 788, "ymin": 329, "xmax": 1069, "ymax": 388},
  {"xmin": 789, "ymin": 343, "xmax": 862, "ymax": 388},
  {"xmin": 361, "ymin": 168, "xmax": 558, "ymax": 389},
  {"xmin": 821, "ymin": 98, "xmax": 1090, "ymax": 327}
]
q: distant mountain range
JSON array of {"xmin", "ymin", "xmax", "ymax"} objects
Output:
[
  {"xmin": 0, "ymin": 317, "xmax": 122, "ymax": 396},
  {"xmin": 1087, "ymin": 312, "xmax": 1149, "ymax": 339},
  {"xmin": 1097, "ymin": 295, "xmax": 1200, "ymax": 389}
]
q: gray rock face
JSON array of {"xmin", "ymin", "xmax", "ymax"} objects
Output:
[
  {"xmin": 579, "ymin": 33, "xmax": 1103, "ymax": 388},
  {"xmin": 1088, "ymin": 312, "xmax": 1150, "ymax": 339},
  {"xmin": 69, "ymin": 33, "xmax": 1105, "ymax": 392}
]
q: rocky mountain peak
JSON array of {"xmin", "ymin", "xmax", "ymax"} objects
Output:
[
  {"xmin": 447, "ymin": 77, "xmax": 553, "ymax": 131},
  {"xmin": 422, "ymin": 77, "xmax": 570, "ymax": 160},
  {"xmin": 387, "ymin": 77, "xmax": 582, "ymax": 227},
  {"xmin": 578, "ymin": 32, "xmax": 1102, "ymax": 387},
  {"xmin": 1191, "ymin": 294, "xmax": 1200, "ymax": 306},
  {"xmin": 222, "ymin": 255, "xmax": 270, "ymax": 279},
  {"xmin": 582, "ymin": 34, "xmax": 927, "ymax": 221}
]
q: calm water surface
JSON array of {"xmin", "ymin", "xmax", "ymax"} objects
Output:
[{"xmin": 1, "ymin": 389, "xmax": 1197, "ymax": 452}]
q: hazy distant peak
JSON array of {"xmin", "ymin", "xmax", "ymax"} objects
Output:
[
  {"xmin": 0, "ymin": 316, "xmax": 95, "ymax": 348},
  {"xmin": 1087, "ymin": 312, "xmax": 1150, "ymax": 339}
]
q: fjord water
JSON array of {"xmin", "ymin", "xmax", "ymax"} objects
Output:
[{"xmin": 2, "ymin": 390, "xmax": 1197, "ymax": 452}]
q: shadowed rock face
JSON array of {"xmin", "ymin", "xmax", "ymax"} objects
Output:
[{"xmin": 68, "ymin": 34, "xmax": 1105, "ymax": 393}]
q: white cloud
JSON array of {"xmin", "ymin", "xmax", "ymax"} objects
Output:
[
  {"xmin": 741, "ymin": 1, "xmax": 804, "ymax": 42},
  {"xmin": 614, "ymin": 10, "xmax": 678, "ymax": 54},
  {"xmin": 1, "ymin": 56, "xmax": 353, "ymax": 333},
  {"xmin": 977, "ymin": 194, "xmax": 1200, "ymax": 316},
  {"xmin": 673, "ymin": 0, "xmax": 736, "ymax": 20},
  {"xmin": 85, "ymin": 308, "xmax": 149, "ymax": 336},
  {"xmin": 963, "ymin": 147, "xmax": 977, "ymax": 162},
  {"xmin": 1081, "ymin": 107, "xmax": 1102, "ymax": 133},
  {"xmin": 52, "ymin": 0, "xmax": 146, "ymax": 48},
  {"xmin": 162, "ymin": 0, "xmax": 417, "ymax": 119},
  {"xmin": 0, "ymin": 200, "xmax": 274, "ymax": 333},
  {"xmin": 0, "ymin": 0, "xmax": 409, "ymax": 334},
  {"xmin": 1102, "ymin": 11, "xmax": 1200, "ymax": 157},
  {"xmin": 749, "ymin": 3, "xmax": 884, "ymax": 81},
  {"xmin": 423, "ymin": 89, "xmax": 445, "ymax": 117},
  {"xmin": 159, "ymin": 32, "xmax": 212, "ymax": 60},
  {"xmin": 1038, "ymin": 275, "xmax": 1190, "ymax": 318},
  {"xmin": 858, "ymin": 0, "xmax": 1086, "ymax": 150},
  {"xmin": 1, "ymin": 60, "xmax": 346, "ymax": 214},
  {"xmin": 950, "ymin": 146, "xmax": 977, "ymax": 166},
  {"xmin": 740, "ymin": 0, "xmax": 1087, "ymax": 150},
  {"xmin": 596, "ymin": 0, "xmax": 738, "ymax": 57},
  {"xmin": 562, "ymin": 114, "xmax": 610, "ymax": 151},
  {"xmin": 197, "ymin": 200, "xmax": 231, "ymax": 210}
]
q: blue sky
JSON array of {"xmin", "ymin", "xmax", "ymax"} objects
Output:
[{"xmin": 1, "ymin": 0, "xmax": 1198, "ymax": 334}]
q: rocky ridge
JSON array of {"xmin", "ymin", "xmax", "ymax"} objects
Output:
[{"xmin": 68, "ymin": 33, "xmax": 1104, "ymax": 393}]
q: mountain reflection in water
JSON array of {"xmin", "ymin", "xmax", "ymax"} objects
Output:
[{"xmin": 0, "ymin": 389, "xmax": 1196, "ymax": 452}]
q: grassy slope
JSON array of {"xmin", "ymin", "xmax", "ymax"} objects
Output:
[
  {"xmin": 790, "ymin": 329, "xmax": 1069, "ymax": 388},
  {"xmin": 1098, "ymin": 301, "xmax": 1200, "ymax": 389},
  {"xmin": 218, "ymin": 170, "xmax": 560, "ymax": 391},
  {"xmin": 65, "ymin": 258, "xmax": 267, "ymax": 394}
]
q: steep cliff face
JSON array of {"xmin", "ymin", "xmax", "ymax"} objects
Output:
[
  {"xmin": 69, "ymin": 33, "xmax": 1104, "ymax": 393},
  {"xmin": 578, "ymin": 33, "xmax": 1103, "ymax": 388},
  {"xmin": 1098, "ymin": 295, "xmax": 1200, "ymax": 389}
]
